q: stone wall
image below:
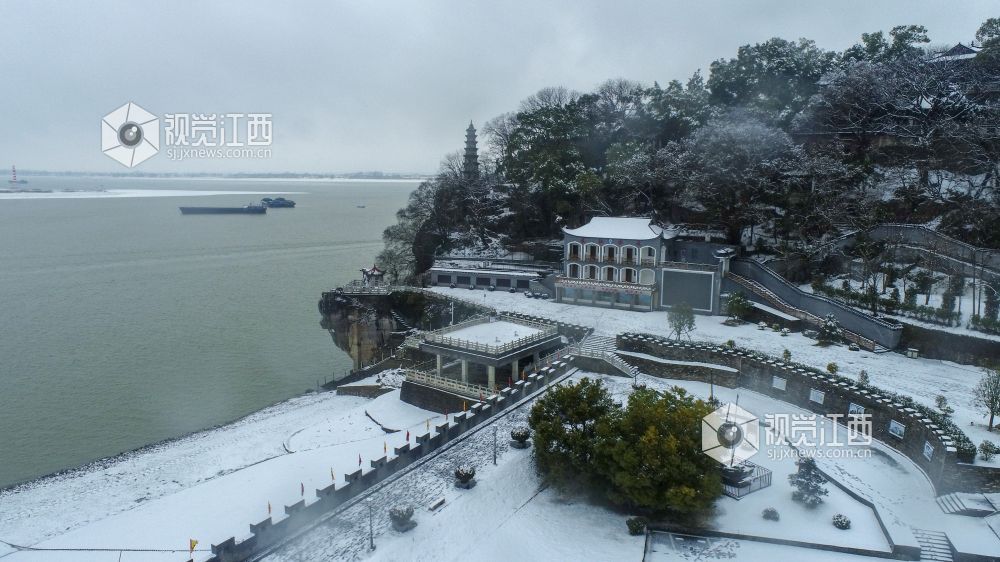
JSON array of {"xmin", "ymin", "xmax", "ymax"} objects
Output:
[
  {"xmin": 899, "ymin": 321, "xmax": 1000, "ymax": 366},
  {"xmin": 620, "ymin": 353, "xmax": 739, "ymax": 388},
  {"xmin": 616, "ymin": 334, "xmax": 995, "ymax": 494},
  {"xmin": 336, "ymin": 385, "xmax": 394, "ymax": 399},
  {"xmin": 399, "ymin": 381, "xmax": 472, "ymax": 414},
  {"xmin": 205, "ymin": 360, "xmax": 578, "ymax": 562}
]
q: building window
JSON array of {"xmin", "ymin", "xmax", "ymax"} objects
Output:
[
  {"xmin": 923, "ymin": 441, "xmax": 934, "ymax": 460},
  {"xmin": 437, "ymin": 274, "xmax": 452, "ymax": 284},
  {"xmin": 809, "ymin": 389, "xmax": 825, "ymax": 404},
  {"xmin": 456, "ymin": 276, "xmax": 471, "ymax": 285},
  {"xmin": 496, "ymin": 278, "xmax": 511, "ymax": 287},
  {"xmin": 568, "ymin": 263, "xmax": 580, "ymax": 278},
  {"xmin": 641, "ymin": 246, "xmax": 656, "ymax": 265},
  {"xmin": 604, "ymin": 245, "xmax": 617, "ymax": 262},
  {"xmin": 623, "ymin": 246, "xmax": 637, "ymax": 265},
  {"xmin": 772, "ymin": 376, "xmax": 786, "ymax": 391},
  {"xmin": 603, "ymin": 266, "xmax": 616, "ymax": 281},
  {"xmin": 585, "ymin": 266, "xmax": 597, "ymax": 280},
  {"xmin": 585, "ymin": 244, "xmax": 600, "ymax": 261},
  {"xmin": 622, "ymin": 268, "xmax": 636, "ymax": 283},
  {"xmin": 888, "ymin": 420, "xmax": 905, "ymax": 439},
  {"xmin": 638, "ymin": 269, "xmax": 655, "ymax": 285},
  {"xmin": 515, "ymin": 279, "xmax": 530, "ymax": 289},
  {"xmin": 848, "ymin": 402, "xmax": 865, "ymax": 416},
  {"xmin": 475, "ymin": 277, "xmax": 490, "ymax": 286}
]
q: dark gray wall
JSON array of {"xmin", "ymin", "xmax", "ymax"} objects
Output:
[{"xmin": 729, "ymin": 259, "xmax": 902, "ymax": 349}]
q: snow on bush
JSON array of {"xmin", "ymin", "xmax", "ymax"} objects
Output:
[
  {"xmin": 510, "ymin": 426, "xmax": 531, "ymax": 448},
  {"xmin": 389, "ymin": 504, "xmax": 417, "ymax": 532},
  {"xmin": 626, "ymin": 516, "xmax": 648, "ymax": 536},
  {"xmin": 389, "ymin": 505, "xmax": 414, "ymax": 524},
  {"xmin": 761, "ymin": 507, "xmax": 779, "ymax": 521},
  {"xmin": 832, "ymin": 513, "xmax": 851, "ymax": 530},
  {"xmin": 979, "ymin": 440, "xmax": 999, "ymax": 461},
  {"xmin": 454, "ymin": 465, "xmax": 476, "ymax": 483}
]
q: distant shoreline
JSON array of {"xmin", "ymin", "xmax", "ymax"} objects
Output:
[{"xmin": 16, "ymin": 172, "xmax": 430, "ymax": 182}]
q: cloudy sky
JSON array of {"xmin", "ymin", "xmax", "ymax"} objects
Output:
[{"xmin": 0, "ymin": 1, "xmax": 996, "ymax": 174}]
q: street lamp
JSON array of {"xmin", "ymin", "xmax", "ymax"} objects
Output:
[
  {"xmin": 493, "ymin": 425, "xmax": 498, "ymax": 466},
  {"xmin": 367, "ymin": 500, "xmax": 375, "ymax": 551}
]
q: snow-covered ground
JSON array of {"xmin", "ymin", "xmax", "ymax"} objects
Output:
[
  {"xmin": 444, "ymin": 320, "xmax": 540, "ymax": 346},
  {"xmin": 435, "ymin": 287, "xmax": 1000, "ymax": 466},
  {"xmin": 590, "ymin": 372, "xmax": 1000, "ymax": 560},
  {"xmin": 0, "ymin": 390, "xmax": 438, "ymax": 561},
  {"xmin": 4, "ymin": 287, "xmax": 1000, "ymax": 562}
]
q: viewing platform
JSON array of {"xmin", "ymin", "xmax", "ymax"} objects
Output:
[{"xmin": 417, "ymin": 314, "xmax": 563, "ymax": 389}]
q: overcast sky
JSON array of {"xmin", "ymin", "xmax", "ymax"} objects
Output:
[{"xmin": 0, "ymin": 1, "xmax": 996, "ymax": 174}]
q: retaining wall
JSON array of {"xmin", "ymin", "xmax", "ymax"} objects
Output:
[
  {"xmin": 730, "ymin": 259, "xmax": 903, "ymax": 349},
  {"xmin": 616, "ymin": 334, "xmax": 996, "ymax": 495}
]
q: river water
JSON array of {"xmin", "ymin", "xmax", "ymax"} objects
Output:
[{"xmin": 0, "ymin": 177, "xmax": 415, "ymax": 488}]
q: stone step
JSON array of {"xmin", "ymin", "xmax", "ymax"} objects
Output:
[{"xmin": 911, "ymin": 528, "xmax": 954, "ymax": 562}]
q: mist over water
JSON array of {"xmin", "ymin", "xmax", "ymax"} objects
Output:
[{"xmin": 0, "ymin": 177, "xmax": 414, "ymax": 488}]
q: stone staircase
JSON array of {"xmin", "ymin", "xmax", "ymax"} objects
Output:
[
  {"xmin": 935, "ymin": 492, "xmax": 1000, "ymax": 517},
  {"xmin": 579, "ymin": 334, "xmax": 617, "ymax": 355},
  {"xmin": 726, "ymin": 272, "xmax": 887, "ymax": 352},
  {"xmin": 911, "ymin": 528, "xmax": 954, "ymax": 561},
  {"xmin": 576, "ymin": 335, "xmax": 640, "ymax": 378}
]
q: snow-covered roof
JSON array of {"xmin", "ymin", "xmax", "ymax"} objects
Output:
[
  {"xmin": 929, "ymin": 43, "xmax": 981, "ymax": 63},
  {"xmin": 562, "ymin": 217, "xmax": 663, "ymax": 241}
]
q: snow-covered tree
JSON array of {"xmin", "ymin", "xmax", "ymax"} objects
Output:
[
  {"xmin": 788, "ymin": 457, "xmax": 829, "ymax": 508},
  {"xmin": 817, "ymin": 314, "xmax": 843, "ymax": 345},
  {"xmin": 974, "ymin": 367, "xmax": 1000, "ymax": 431},
  {"xmin": 668, "ymin": 302, "xmax": 696, "ymax": 340}
]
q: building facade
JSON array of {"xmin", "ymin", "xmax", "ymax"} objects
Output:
[{"xmin": 555, "ymin": 217, "xmax": 735, "ymax": 313}]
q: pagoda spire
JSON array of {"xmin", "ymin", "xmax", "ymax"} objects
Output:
[{"xmin": 463, "ymin": 121, "xmax": 479, "ymax": 180}]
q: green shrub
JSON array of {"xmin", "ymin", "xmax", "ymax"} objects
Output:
[{"xmin": 626, "ymin": 516, "xmax": 648, "ymax": 535}]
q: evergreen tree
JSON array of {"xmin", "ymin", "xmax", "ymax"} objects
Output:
[
  {"xmin": 788, "ymin": 457, "xmax": 828, "ymax": 508},
  {"xmin": 528, "ymin": 378, "xmax": 616, "ymax": 491},
  {"xmin": 817, "ymin": 314, "xmax": 843, "ymax": 345},
  {"xmin": 595, "ymin": 387, "xmax": 721, "ymax": 517}
]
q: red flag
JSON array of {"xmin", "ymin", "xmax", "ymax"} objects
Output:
[
  {"xmin": 406, "ymin": 430, "xmax": 410, "ymax": 441},
  {"xmin": 508, "ymin": 376, "xmax": 513, "ymax": 388},
  {"xmin": 268, "ymin": 501, "xmax": 272, "ymax": 515},
  {"xmin": 300, "ymin": 482, "xmax": 304, "ymax": 496},
  {"xmin": 384, "ymin": 441, "xmax": 387, "ymax": 454},
  {"xmin": 358, "ymin": 454, "xmax": 362, "ymax": 466}
]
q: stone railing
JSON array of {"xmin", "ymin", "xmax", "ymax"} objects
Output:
[
  {"xmin": 403, "ymin": 369, "xmax": 496, "ymax": 400},
  {"xmin": 554, "ymin": 276, "xmax": 655, "ymax": 292},
  {"xmin": 421, "ymin": 315, "xmax": 559, "ymax": 355},
  {"xmin": 660, "ymin": 260, "xmax": 717, "ymax": 272}
]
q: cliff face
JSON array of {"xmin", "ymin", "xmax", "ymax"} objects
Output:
[{"xmin": 317, "ymin": 289, "xmax": 491, "ymax": 375}]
